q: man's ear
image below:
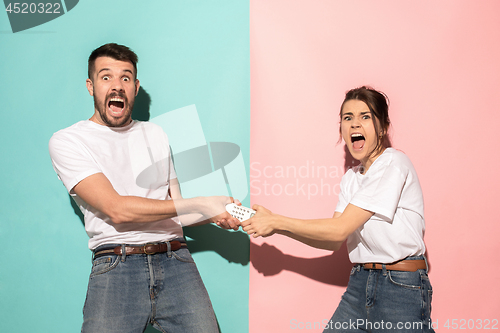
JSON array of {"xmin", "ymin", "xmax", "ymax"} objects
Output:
[
  {"xmin": 135, "ymin": 79, "xmax": 140, "ymax": 96},
  {"xmin": 86, "ymin": 79, "xmax": 94, "ymax": 96}
]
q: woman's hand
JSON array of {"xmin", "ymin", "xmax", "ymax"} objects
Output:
[{"xmin": 241, "ymin": 204, "xmax": 278, "ymax": 238}]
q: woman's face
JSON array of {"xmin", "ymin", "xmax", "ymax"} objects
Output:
[{"xmin": 341, "ymin": 99, "xmax": 384, "ymax": 170}]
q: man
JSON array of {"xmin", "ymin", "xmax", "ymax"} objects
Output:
[{"xmin": 49, "ymin": 43, "xmax": 240, "ymax": 333}]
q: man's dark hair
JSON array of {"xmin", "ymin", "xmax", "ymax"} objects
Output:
[{"xmin": 88, "ymin": 43, "xmax": 138, "ymax": 80}]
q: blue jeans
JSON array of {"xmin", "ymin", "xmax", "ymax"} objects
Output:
[
  {"xmin": 81, "ymin": 243, "xmax": 219, "ymax": 333},
  {"xmin": 324, "ymin": 256, "xmax": 435, "ymax": 333}
]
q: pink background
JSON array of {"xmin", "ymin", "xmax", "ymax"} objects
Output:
[{"xmin": 250, "ymin": 0, "xmax": 500, "ymax": 332}]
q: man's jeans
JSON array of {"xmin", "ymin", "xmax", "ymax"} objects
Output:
[
  {"xmin": 324, "ymin": 256, "xmax": 435, "ymax": 333},
  {"xmin": 81, "ymin": 244, "xmax": 219, "ymax": 333}
]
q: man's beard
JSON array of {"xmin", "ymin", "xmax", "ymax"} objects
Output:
[{"xmin": 94, "ymin": 92, "xmax": 134, "ymax": 127}]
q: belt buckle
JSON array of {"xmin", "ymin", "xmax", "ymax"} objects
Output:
[{"xmin": 143, "ymin": 244, "xmax": 156, "ymax": 255}]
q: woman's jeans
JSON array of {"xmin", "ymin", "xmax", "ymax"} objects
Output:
[
  {"xmin": 81, "ymin": 244, "xmax": 219, "ymax": 333},
  {"xmin": 324, "ymin": 256, "xmax": 435, "ymax": 332}
]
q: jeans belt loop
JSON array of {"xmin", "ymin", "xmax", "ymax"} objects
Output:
[
  {"xmin": 167, "ymin": 241, "xmax": 172, "ymax": 258},
  {"xmin": 382, "ymin": 263, "xmax": 387, "ymax": 276},
  {"xmin": 121, "ymin": 244, "xmax": 127, "ymax": 262}
]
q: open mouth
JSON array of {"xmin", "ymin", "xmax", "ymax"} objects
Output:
[
  {"xmin": 351, "ymin": 133, "xmax": 365, "ymax": 150},
  {"xmin": 108, "ymin": 96, "xmax": 125, "ymax": 116}
]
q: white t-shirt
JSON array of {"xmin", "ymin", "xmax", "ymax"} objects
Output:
[
  {"xmin": 49, "ymin": 120, "xmax": 183, "ymax": 250},
  {"xmin": 335, "ymin": 148, "xmax": 426, "ymax": 263}
]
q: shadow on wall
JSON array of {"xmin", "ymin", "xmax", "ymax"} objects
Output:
[
  {"xmin": 132, "ymin": 86, "xmax": 151, "ymax": 121},
  {"xmin": 184, "ymin": 225, "xmax": 249, "ymax": 265},
  {"xmin": 69, "ymin": 86, "xmax": 250, "ymax": 266},
  {"xmin": 144, "ymin": 325, "xmax": 160, "ymax": 333},
  {"xmin": 250, "ymin": 241, "xmax": 351, "ymax": 286}
]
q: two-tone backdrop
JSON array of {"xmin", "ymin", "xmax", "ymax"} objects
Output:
[{"xmin": 1, "ymin": 1, "xmax": 499, "ymax": 332}]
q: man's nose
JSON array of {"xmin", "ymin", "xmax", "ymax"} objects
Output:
[{"xmin": 111, "ymin": 78, "xmax": 125, "ymax": 91}]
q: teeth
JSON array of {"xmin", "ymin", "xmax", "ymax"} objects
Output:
[
  {"xmin": 110, "ymin": 97, "xmax": 124, "ymax": 102},
  {"xmin": 351, "ymin": 133, "xmax": 363, "ymax": 137}
]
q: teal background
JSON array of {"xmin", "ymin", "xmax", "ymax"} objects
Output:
[{"xmin": 0, "ymin": 1, "xmax": 250, "ymax": 332}]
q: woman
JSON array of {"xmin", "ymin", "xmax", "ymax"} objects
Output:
[{"xmin": 242, "ymin": 86, "xmax": 434, "ymax": 332}]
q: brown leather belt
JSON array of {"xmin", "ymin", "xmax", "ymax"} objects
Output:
[
  {"xmin": 93, "ymin": 241, "xmax": 187, "ymax": 259},
  {"xmin": 362, "ymin": 259, "xmax": 426, "ymax": 272}
]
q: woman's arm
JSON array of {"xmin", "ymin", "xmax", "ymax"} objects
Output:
[
  {"xmin": 272, "ymin": 212, "xmax": 342, "ymax": 251},
  {"xmin": 241, "ymin": 204, "xmax": 373, "ymax": 250}
]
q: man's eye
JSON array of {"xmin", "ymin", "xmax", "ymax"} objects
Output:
[
  {"xmin": 123, "ymin": 77, "xmax": 130, "ymax": 82},
  {"xmin": 102, "ymin": 76, "xmax": 110, "ymax": 80}
]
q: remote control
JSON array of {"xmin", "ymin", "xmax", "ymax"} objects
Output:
[{"xmin": 226, "ymin": 203, "xmax": 256, "ymax": 222}]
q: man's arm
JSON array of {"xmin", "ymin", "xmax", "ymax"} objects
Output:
[
  {"xmin": 73, "ymin": 173, "xmax": 235, "ymax": 225},
  {"xmin": 168, "ymin": 178, "xmax": 241, "ymax": 230},
  {"xmin": 168, "ymin": 178, "xmax": 204, "ymax": 226}
]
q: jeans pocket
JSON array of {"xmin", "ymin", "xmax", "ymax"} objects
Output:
[
  {"xmin": 387, "ymin": 270, "xmax": 422, "ymax": 290},
  {"xmin": 422, "ymin": 272, "xmax": 434, "ymax": 320},
  {"xmin": 90, "ymin": 255, "xmax": 120, "ymax": 277},
  {"xmin": 172, "ymin": 248, "xmax": 195, "ymax": 263},
  {"xmin": 427, "ymin": 289, "xmax": 433, "ymax": 314}
]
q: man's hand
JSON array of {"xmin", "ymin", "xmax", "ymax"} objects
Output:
[
  {"xmin": 171, "ymin": 180, "xmax": 239, "ymax": 229},
  {"xmin": 241, "ymin": 204, "xmax": 276, "ymax": 237},
  {"xmin": 201, "ymin": 196, "xmax": 241, "ymax": 231}
]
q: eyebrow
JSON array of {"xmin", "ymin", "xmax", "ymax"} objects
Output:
[
  {"xmin": 342, "ymin": 111, "xmax": 371, "ymax": 116},
  {"xmin": 97, "ymin": 68, "xmax": 134, "ymax": 76}
]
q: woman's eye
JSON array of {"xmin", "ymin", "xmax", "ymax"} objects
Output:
[{"xmin": 343, "ymin": 116, "xmax": 351, "ymax": 121}]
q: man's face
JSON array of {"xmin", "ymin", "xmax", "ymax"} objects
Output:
[{"xmin": 86, "ymin": 56, "xmax": 140, "ymax": 127}]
